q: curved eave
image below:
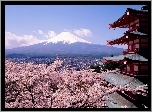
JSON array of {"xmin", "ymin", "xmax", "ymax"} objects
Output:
[
  {"xmin": 109, "ymin": 8, "xmax": 148, "ymax": 29},
  {"xmin": 107, "ymin": 30, "xmax": 148, "ymax": 45},
  {"xmin": 127, "ymin": 8, "xmax": 148, "ymax": 15},
  {"xmin": 103, "ymin": 54, "xmax": 148, "ymax": 62},
  {"xmin": 102, "ymin": 73, "xmax": 148, "ymax": 89},
  {"xmin": 107, "ymin": 35, "xmax": 128, "ymax": 45},
  {"xmin": 104, "ymin": 92, "xmax": 137, "ymax": 108},
  {"xmin": 109, "ymin": 15, "xmax": 135, "ymax": 28},
  {"xmin": 125, "ymin": 31, "xmax": 148, "ymax": 37},
  {"xmin": 109, "ymin": 12, "xmax": 130, "ymax": 28}
]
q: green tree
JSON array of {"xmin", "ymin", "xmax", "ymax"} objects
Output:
[
  {"xmin": 101, "ymin": 62, "xmax": 120, "ymax": 71},
  {"xmin": 90, "ymin": 65, "xmax": 101, "ymax": 73}
]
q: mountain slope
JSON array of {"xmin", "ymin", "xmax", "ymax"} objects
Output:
[
  {"xmin": 5, "ymin": 32, "xmax": 124, "ymax": 58},
  {"xmin": 45, "ymin": 32, "xmax": 91, "ymax": 44},
  {"xmin": 5, "ymin": 42, "xmax": 123, "ymax": 57}
]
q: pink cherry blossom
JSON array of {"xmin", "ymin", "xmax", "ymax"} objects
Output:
[{"xmin": 5, "ymin": 58, "xmax": 148, "ymax": 108}]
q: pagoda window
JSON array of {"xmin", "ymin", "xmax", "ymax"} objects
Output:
[
  {"xmin": 134, "ymin": 39, "xmax": 139, "ymax": 43},
  {"xmin": 141, "ymin": 39, "xmax": 148, "ymax": 42},
  {"xmin": 134, "ymin": 65, "xmax": 138, "ymax": 71},
  {"xmin": 127, "ymin": 65, "xmax": 130, "ymax": 72},
  {"xmin": 129, "ymin": 41, "xmax": 133, "ymax": 44},
  {"xmin": 135, "ymin": 44, "xmax": 139, "ymax": 48}
]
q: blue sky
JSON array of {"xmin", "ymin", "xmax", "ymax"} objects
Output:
[{"xmin": 5, "ymin": 5, "xmax": 143, "ymax": 49}]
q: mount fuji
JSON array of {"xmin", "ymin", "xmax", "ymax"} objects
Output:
[
  {"xmin": 44, "ymin": 32, "xmax": 91, "ymax": 44},
  {"xmin": 5, "ymin": 32, "xmax": 124, "ymax": 58}
]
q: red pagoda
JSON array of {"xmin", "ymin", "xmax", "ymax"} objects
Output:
[
  {"xmin": 102, "ymin": 5, "xmax": 149, "ymax": 108},
  {"xmin": 104, "ymin": 5, "xmax": 148, "ymax": 78}
]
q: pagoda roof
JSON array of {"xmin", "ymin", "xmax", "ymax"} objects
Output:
[
  {"xmin": 109, "ymin": 8, "xmax": 148, "ymax": 29},
  {"xmin": 107, "ymin": 36, "xmax": 128, "ymax": 45},
  {"xmin": 104, "ymin": 92, "xmax": 137, "ymax": 108},
  {"xmin": 141, "ymin": 5, "xmax": 148, "ymax": 11},
  {"xmin": 127, "ymin": 8, "xmax": 148, "ymax": 13},
  {"xmin": 101, "ymin": 73, "xmax": 148, "ymax": 89},
  {"xmin": 125, "ymin": 31, "xmax": 147, "ymax": 36},
  {"xmin": 107, "ymin": 30, "xmax": 148, "ymax": 45},
  {"xmin": 103, "ymin": 54, "xmax": 148, "ymax": 62},
  {"xmin": 102, "ymin": 72, "xmax": 148, "ymax": 108}
]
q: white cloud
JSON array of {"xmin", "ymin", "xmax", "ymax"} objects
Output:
[
  {"xmin": 38, "ymin": 30, "xmax": 44, "ymax": 35},
  {"xmin": 64, "ymin": 29, "xmax": 71, "ymax": 32},
  {"xmin": 73, "ymin": 28, "xmax": 92, "ymax": 37},
  {"xmin": 38, "ymin": 30, "xmax": 56, "ymax": 39},
  {"xmin": 38, "ymin": 30, "xmax": 48, "ymax": 38},
  {"xmin": 5, "ymin": 32, "xmax": 45, "ymax": 49},
  {"xmin": 5, "ymin": 29, "xmax": 91, "ymax": 49},
  {"xmin": 48, "ymin": 31, "xmax": 56, "ymax": 38}
]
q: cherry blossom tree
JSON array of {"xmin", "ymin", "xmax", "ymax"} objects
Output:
[{"xmin": 5, "ymin": 58, "xmax": 148, "ymax": 108}]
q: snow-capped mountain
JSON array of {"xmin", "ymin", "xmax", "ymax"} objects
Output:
[
  {"xmin": 44, "ymin": 32, "xmax": 91, "ymax": 45},
  {"xmin": 5, "ymin": 31, "xmax": 124, "ymax": 58}
]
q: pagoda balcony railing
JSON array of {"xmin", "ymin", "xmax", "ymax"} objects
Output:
[
  {"xmin": 123, "ymin": 48, "xmax": 139, "ymax": 55},
  {"xmin": 121, "ymin": 69, "xmax": 138, "ymax": 76},
  {"xmin": 123, "ymin": 49, "xmax": 135, "ymax": 54}
]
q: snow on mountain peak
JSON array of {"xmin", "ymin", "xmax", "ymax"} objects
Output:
[{"xmin": 45, "ymin": 32, "xmax": 91, "ymax": 44}]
